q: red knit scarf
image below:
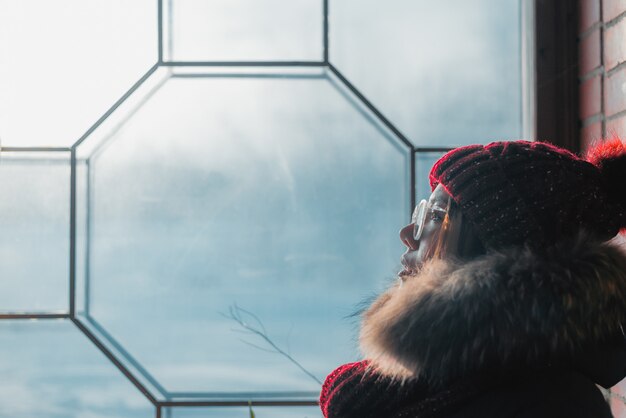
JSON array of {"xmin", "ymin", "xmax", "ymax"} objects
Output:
[{"xmin": 319, "ymin": 361, "xmax": 492, "ymax": 418}]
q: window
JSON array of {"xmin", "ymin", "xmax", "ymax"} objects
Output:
[{"xmin": 0, "ymin": 1, "xmax": 524, "ymax": 416}]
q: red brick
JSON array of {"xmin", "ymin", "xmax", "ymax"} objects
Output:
[
  {"xmin": 579, "ymin": 29, "xmax": 602, "ymax": 75},
  {"xmin": 603, "ymin": 0, "xmax": 626, "ymax": 22},
  {"xmin": 580, "ymin": 75, "xmax": 602, "ymax": 118},
  {"xmin": 580, "ymin": 0, "xmax": 601, "ymax": 32},
  {"xmin": 604, "ymin": 18, "xmax": 626, "ymax": 71},
  {"xmin": 607, "ymin": 114, "xmax": 626, "ymax": 136},
  {"xmin": 604, "ymin": 66, "xmax": 626, "ymax": 116},
  {"xmin": 581, "ymin": 120, "xmax": 603, "ymax": 150}
]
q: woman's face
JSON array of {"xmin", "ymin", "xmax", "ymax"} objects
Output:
[{"xmin": 398, "ymin": 184, "xmax": 452, "ymax": 278}]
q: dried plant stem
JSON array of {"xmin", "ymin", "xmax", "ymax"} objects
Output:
[{"xmin": 227, "ymin": 304, "xmax": 322, "ymax": 385}]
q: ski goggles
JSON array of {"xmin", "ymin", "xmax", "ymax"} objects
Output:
[{"xmin": 411, "ymin": 196, "xmax": 451, "ymax": 241}]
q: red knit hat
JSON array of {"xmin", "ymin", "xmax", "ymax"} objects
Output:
[{"xmin": 429, "ymin": 138, "xmax": 626, "ymax": 249}]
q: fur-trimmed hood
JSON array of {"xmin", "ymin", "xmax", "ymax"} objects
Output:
[{"xmin": 360, "ymin": 234, "xmax": 626, "ymax": 387}]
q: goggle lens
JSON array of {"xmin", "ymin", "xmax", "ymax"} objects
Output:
[{"xmin": 412, "ymin": 199, "xmax": 428, "ymax": 241}]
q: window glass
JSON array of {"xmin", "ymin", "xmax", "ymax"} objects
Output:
[
  {"xmin": 164, "ymin": 406, "xmax": 322, "ymax": 417},
  {"xmin": 0, "ymin": 152, "xmax": 69, "ymax": 312},
  {"xmin": 168, "ymin": 0, "xmax": 323, "ymax": 61},
  {"xmin": 0, "ymin": 320, "xmax": 153, "ymax": 417},
  {"xmin": 415, "ymin": 152, "xmax": 447, "ymax": 202},
  {"xmin": 330, "ymin": 0, "xmax": 522, "ymax": 147},
  {"xmin": 0, "ymin": 0, "xmax": 157, "ymax": 147}
]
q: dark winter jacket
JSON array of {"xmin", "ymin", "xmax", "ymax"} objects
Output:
[{"xmin": 321, "ymin": 235, "xmax": 626, "ymax": 417}]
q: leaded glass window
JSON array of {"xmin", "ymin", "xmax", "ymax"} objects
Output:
[{"xmin": 0, "ymin": 1, "xmax": 523, "ymax": 416}]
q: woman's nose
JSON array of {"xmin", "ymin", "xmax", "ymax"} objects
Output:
[{"xmin": 400, "ymin": 223, "xmax": 419, "ymax": 250}]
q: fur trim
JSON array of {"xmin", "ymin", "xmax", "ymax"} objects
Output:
[{"xmin": 360, "ymin": 234, "xmax": 626, "ymax": 386}]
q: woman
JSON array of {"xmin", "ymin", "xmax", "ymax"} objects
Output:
[{"xmin": 320, "ymin": 139, "xmax": 626, "ymax": 417}]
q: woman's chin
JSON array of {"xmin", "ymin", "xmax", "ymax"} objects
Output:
[
  {"xmin": 398, "ymin": 269, "xmax": 412, "ymax": 280},
  {"xmin": 398, "ymin": 265, "xmax": 423, "ymax": 281}
]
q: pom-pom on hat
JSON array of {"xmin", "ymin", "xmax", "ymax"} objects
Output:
[
  {"xmin": 429, "ymin": 139, "xmax": 626, "ymax": 249},
  {"xmin": 586, "ymin": 135, "xmax": 626, "ymax": 230}
]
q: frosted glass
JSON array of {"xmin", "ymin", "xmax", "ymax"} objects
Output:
[
  {"xmin": 76, "ymin": 74, "xmax": 409, "ymax": 396},
  {"xmin": 0, "ymin": 0, "xmax": 157, "ymax": 146},
  {"xmin": 330, "ymin": 0, "xmax": 522, "ymax": 146},
  {"xmin": 0, "ymin": 320, "xmax": 153, "ymax": 417},
  {"xmin": 169, "ymin": 0, "xmax": 323, "ymax": 61},
  {"xmin": 0, "ymin": 152, "xmax": 69, "ymax": 312}
]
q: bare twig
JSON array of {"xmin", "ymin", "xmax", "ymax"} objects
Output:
[
  {"xmin": 227, "ymin": 304, "xmax": 322, "ymax": 385},
  {"xmin": 238, "ymin": 339, "xmax": 279, "ymax": 354}
]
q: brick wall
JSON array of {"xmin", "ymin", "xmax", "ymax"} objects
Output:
[
  {"xmin": 578, "ymin": 2, "xmax": 626, "ymax": 414},
  {"xmin": 579, "ymin": 0, "xmax": 626, "ymax": 152}
]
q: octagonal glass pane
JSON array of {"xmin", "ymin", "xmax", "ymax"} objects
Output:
[
  {"xmin": 330, "ymin": 0, "xmax": 522, "ymax": 146},
  {"xmin": 0, "ymin": 319, "xmax": 153, "ymax": 417},
  {"xmin": 0, "ymin": 0, "xmax": 157, "ymax": 147},
  {"xmin": 166, "ymin": 0, "xmax": 323, "ymax": 62},
  {"xmin": 76, "ymin": 70, "xmax": 409, "ymax": 397},
  {"xmin": 0, "ymin": 151, "xmax": 69, "ymax": 313}
]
